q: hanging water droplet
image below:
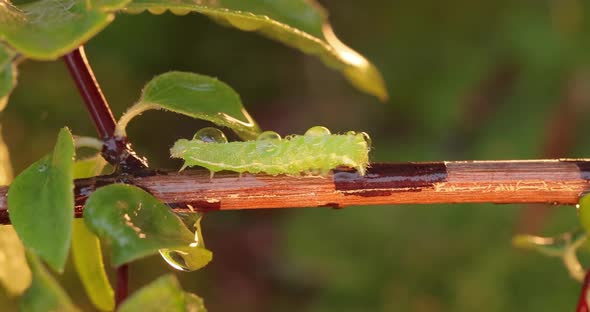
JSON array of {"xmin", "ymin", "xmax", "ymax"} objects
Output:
[
  {"xmin": 305, "ymin": 126, "xmax": 331, "ymax": 137},
  {"xmin": 37, "ymin": 164, "xmax": 48, "ymax": 172},
  {"xmin": 159, "ymin": 214, "xmax": 212, "ymax": 272},
  {"xmin": 257, "ymin": 131, "xmax": 281, "ymax": 141},
  {"xmin": 193, "ymin": 127, "xmax": 228, "ymax": 143},
  {"xmin": 159, "ymin": 249, "xmax": 192, "ymax": 272}
]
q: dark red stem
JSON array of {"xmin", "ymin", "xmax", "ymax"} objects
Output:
[
  {"xmin": 63, "ymin": 46, "xmax": 146, "ymax": 305},
  {"xmin": 63, "ymin": 47, "xmax": 115, "ymax": 139},
  {"xmin": 577, "ymin": 268, "xmax": 590, "ymax": 312},
  {"xmin": 63, "ymin": 46, "xmax": 148, "ymax": 171},
  {"xmin": 115, "ymin": 264, "xmax": 129, "ymax": 307}
]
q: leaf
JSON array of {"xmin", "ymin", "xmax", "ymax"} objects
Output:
[
  {"xmin": 580, "ymin": 194, "xmax": 590, "ymax": 235},
  {"xmin": 73, "ymin": 154, "xmax": 108, "ymax": 179},
  {"xmin": 124, "ymin": 0, "xmax": 388, "ymax": 101},
  {"xmin": 70, "ymin": 150, "xmax": 113, "ymax": 311},
  {"xmin": 0, "ymin": 225, "xmax": 31, "ymax": 296},
  {"xmin": 0, "ymin": 63, "xmax": 16, "ymax": 112},
  {"xmin": 84, "ymin": 184, "xmax": 212, "ymax": 267},
  {"xmin": 0, "ymin": 44, "xmax": 17, "ymax": 112},
  {"xmin": 116, "ymin": 71, "xmax": 260, "ymax": 140},
  {"xmin": 7, "ymin": 127, "xmax": 75, "ymax": 272},
  {"xmin": 19, "ymin": 252, "xmax": 79, "ymax": 312},
  {"xmin": 0, "ymin": 124, "xmax": 12, "ymax": 185},
  {"xmin": 0, "ymin": 0, "xmax": 114, "ymax": 60},
  {"xmin": 71, "ymin": 219, "xmax": 114, "ymax": 311},
  {"xmin": 118, "ymin": 274, "xmax": 206, "ymax": 312}
]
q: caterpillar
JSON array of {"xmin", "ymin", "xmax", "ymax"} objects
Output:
[{"xmin": 170, "ymin": 126, "xmax": 370, "ymax": 177}]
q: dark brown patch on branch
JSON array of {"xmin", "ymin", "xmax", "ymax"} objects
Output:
[{"xmin": 334, "ymin": 163, "xmax": 448, "ymax": 196}]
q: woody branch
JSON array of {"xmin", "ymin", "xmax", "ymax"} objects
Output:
[{"xmin": 0, "ymin": 160, "xmax": 588, "ymax": 224}]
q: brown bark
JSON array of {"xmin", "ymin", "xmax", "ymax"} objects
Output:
[{"xmin": 1, "ymin": 160, "xmax": 589, "ymax": 224}]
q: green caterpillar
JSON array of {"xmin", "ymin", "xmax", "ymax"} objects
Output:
[{"xmin": 170, "ymin": 126, "xmax": 370, "ymax": 176}]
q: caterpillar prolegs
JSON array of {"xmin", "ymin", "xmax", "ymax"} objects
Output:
[{"xmin": 170, "ymin": 126, "xmax": 370, "ymax": 177}]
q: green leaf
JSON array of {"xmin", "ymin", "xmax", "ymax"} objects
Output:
[
  {"xmin": 116, "ymin": 71, "xmax": 260, "ymax": 140},
  {"xmin": 69, "ymin": 155, "xmax": 114, "ymax": 311},
  {"xmin": 117, "ymin": 275, "xmax": 206, "ymax": 312},
  {"xmin": 7, "ymin": 127, "xmax": 75, "ymax": 272},
  {"xmin": 580, "ymin": 194, "xmax": 590, "ymax": 235},
  {"xmin": 0, "ymin": 225, "xmax": 31, "ymax": 296},
  {"xmin": 0, "ymin": 44, "xmax": 17, "ymax": 112},
  {"xmin": 20, "ymin": 252, "xmax": 79, "ymax": 312},
  {"xmin": 84, "ymin": 184, "xmax": 212, "ymax": 268},
  {"xmin": 0, "ymin": 0, "xmax": 114, "ymax": 60},
  {"xmin": 184, "ymin": 292, "xmax": 207, "ymax": 312},
  {"xmin": 0, "ymin": 124, "xmax": 12, "ymax": 185},
  {"xmin": 73, "ymin": 154, "xmax": 108, "ymax": 179},
  {"xmin": 124, "ymin": 0, "xmax": 388, "ymax": 101},
  {"xmin": 71, "ymin": 219, "xmax": 114, "ymax": 311},
  {"xmin": 0, "ymin": 63, "xmax": 17, "ymax": 112}
]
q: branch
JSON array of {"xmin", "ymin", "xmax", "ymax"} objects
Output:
[
  {"xmin": 0, "ymin": 160, "xmax": 588, "ymax": 224},
  {"xmin": 63, "ymin": 46, "xmax": 148, "ymax": 171}
]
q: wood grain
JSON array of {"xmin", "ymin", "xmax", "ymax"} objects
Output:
[{"xmin": 1, "ymin": 160, "xmax": 589, "ymax": 224}]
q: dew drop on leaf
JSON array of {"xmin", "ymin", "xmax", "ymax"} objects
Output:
[
  {"xmin": 305, "ymin": 126, "xmax": 331, "ymax": 137},
  {"xmin": 193, "ymin": 127, "xmax": 228, "ymax": 144},
  {"xmin": 257, "ymin": 131, "xmax": 281, "ymax": 141}
]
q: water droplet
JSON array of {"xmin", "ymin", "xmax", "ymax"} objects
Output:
[
  {"xmin": 37, "ymin": 164, "xmax": 48, "ymax": 172},
  {"xmin": 193, "ymin": 127, "xmax": 228, "ymax": 143},
  {"xmin": 170, "ymin": 8, "xmax": 190, "ymax": 15},
  {"xmin": 159, "ymin": 214, "xmax": 212, "ymax": 272},
  {"xmin": 159, "ymin": 249, "xmax": 192, "ymax": 272},
  {"xmin": 257, "ymin": 131, "xmax": 281, "ymax": 141},
  {"xmin": 305, "ymin": 126, "xmax": 331, "ymax": 137},
  {"xmin": 147, "ymin": 7, "xmax": 166, "ymax": 15},
  {"xmin": 359, "ymin": 131, "xmax": 372, "ymax": 148}
]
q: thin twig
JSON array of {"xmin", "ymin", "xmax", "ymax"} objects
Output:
[
  {"xmin": 1, "ymin": 160, "xmax": 589, "ymax": 224},
  {"xmin": 63, "ymin": 46, "xmax": 147, "ymax": 171}
]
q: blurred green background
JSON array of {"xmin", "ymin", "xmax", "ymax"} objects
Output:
[{"xmin": 3, "ymin": 0, "xmax": 590, "ymax": 310}]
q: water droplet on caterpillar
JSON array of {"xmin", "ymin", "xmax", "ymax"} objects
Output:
[
  {"xmin": 170, "ymin": 8, "xmax": 190, "ymax": 16},
  {"xmin": 159, "ymin": 214, "xmax": 212, "ymax": 272},
  {"xmin": 257, "ymin": 131, "xmax": 281, "ymax": 141},
  {"xmin": 37, "ymin": 164, "xmax": 48, "ymax": 172},
  {"xmin": 305, "ymin": 126, "xmax": 331, "ymax": 137},
  {"xmin": 147, "ymin": 7, "xmax": 166, "ymax": 15},
  {"xmin": 193, "ymin": 127, "xmax": 228, "ymax": 144},
  {"xmin": 360, "ymin": 132, "xmax": 372, "ymax": 148}
]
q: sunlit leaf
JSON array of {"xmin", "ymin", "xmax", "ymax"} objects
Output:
[
  {"xmin": 116, "ymin": 71, "xmax": 260, "ymax": 140},
  {"xmin": 118, "ymin": 274, "xmax": 206, "ymax": 312},
  {"xmin": 0, "ymin": 0, "xmax": 113, "ymax": 60},
  {"xmin": 0, "ymin": 124, "xmax": 12, "ymax": 185},
  {"xmin": 19, "ymin": 252, "xmax": 79, "ymax": 312},
  {"xmin": 124, "ymin": 0, "xmax": 388, "ymax": 101},
  {"xmin": 70, "ymin": 152, "xmax": 113, "ymax": 311},
  {"xmin": 0, "ymin": 44, "xmax": 16, "ymax": 112},
  {"xmin": 0, "ymin": 225, "xmax": 31, "ymax": 296},
  {"xmin": 7, "ymin": 128, "xmax": 75, "ymax": 272},
  {"xmin": 71, "ymin": 219, "xmax": 114, "ymax": 311},
  {"xmin": 579, "ymin": 194, "xmax": 590, "ymax": 235},
  {"xmin": 73, "ymin": 154, "xmax": 108, "ymax": 179},
  {"xmin": 84, "ymin": 184, "xmax": 212, "ymax": 268}
]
